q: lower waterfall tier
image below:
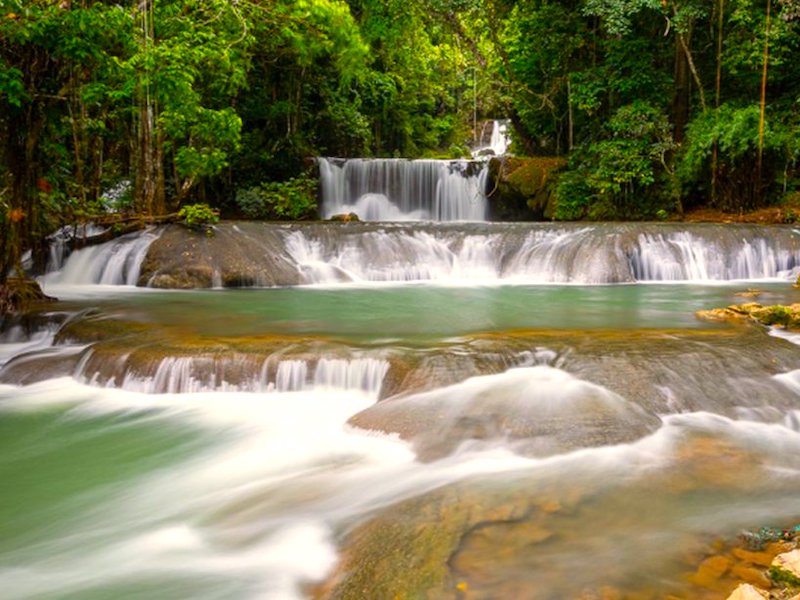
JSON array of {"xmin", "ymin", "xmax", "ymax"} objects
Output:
[{"xmin": 42, "ymin": 222, "xmax": 800, "ymax": 288}]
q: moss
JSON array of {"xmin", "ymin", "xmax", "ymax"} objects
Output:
[
  {"xmin": 487, "ymin": 157, "xmax": 566, "ymax": 220},
  {"xmin": 697, "ymin": 303, "xmax": 800, "ymax": 331},
  {"xmin": 0, "ymin": 278, "xmax": 56, "ymax": 314},
  {"xmin": 769, "ymin": 565, "xmax": 800, "ymax": 588}
]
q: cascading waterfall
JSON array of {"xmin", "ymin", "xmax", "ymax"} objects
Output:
[
  {"xmin": 279, "ymin": 224, "xmax": 800, "ymax": 285},
  {"xmin": 90, "ymin": 354, "xmax": 391, "ymax": 398},
  {"xmin": 41, "ymin": 228, "xmax": 161, "ymax": 286},
  {"xmin": 472, "ymin": 119, "xmax": 512, "ymax": 158},
  {"xmin": 318, "ymin": 158, "xmax": 488, "ymax": 221},
  {"xmin": 630, "ymin": 232, "xmax": 800, "ymax": 281},
  {"xmin": 44, "ymin": 222, "xmax": 800, "ymax": 289}
]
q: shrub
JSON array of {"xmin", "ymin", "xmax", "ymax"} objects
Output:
[
  {"xmin": 235, "ymin": 176, "xmax": 317, "ymax": 220},
  {"xmin": 178, "ymin": 203, "xmax": 219, "ymax": 230}
]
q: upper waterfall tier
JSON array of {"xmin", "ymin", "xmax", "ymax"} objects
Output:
[
  {"xmin": 42, "ymin": 222, "xmax": 800, "ymax": 288},
  {"xmin": 472, "ymin": 119, "xmax": 511, "ymax": 158},
  {"xmin": 318, "ymin": 157, "xmax": 489, "ymax": 222}
]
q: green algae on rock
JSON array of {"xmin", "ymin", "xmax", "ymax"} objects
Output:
[{"xmin": 697, "ymin": 303, "xmax": 800, "ymax": 330}]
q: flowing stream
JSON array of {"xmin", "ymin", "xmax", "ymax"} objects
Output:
[{"xmin": 3, "ymin": 221, "xmax": 800, "ymax": 599}]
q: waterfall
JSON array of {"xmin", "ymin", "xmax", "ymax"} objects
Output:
[
  {"xmin": 84, "ymin": 354, "xmax": 391, "ymax": 398},
  {"xmin": 42, "ymin": 228, "xmax": 161, "ymax": 286},
  {"xmin": 318, "ymin": 158, "xmax": 488, "ymax": 222},
  {"xmin": 273, "ymin": 223, "xmax": 800, "ymax": 285},
  {"xmin": 630, "ymin": 231, "xmax": 800, "ymax": 281},
  {"xmin": 46, "ymin": 222, "xmax": 800, "ymax": 288},
  {"xmin": 472, "ymin": 119, "xmax": 512, "ymax": 158}
]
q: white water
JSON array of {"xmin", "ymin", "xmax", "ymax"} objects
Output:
[
  {"xmin": 111, "ymin": 356, "xmax": 390, "ymax": 396},
  {"xmin": 472, "ymin": 119, "xmax": 512, "ymax": 158},
  {"xmin": 2, "ymin": 369, "xmax": 800, "ymax": 599},
  {"xmin": 41, "ymin": 228, "xmax": 160, "ymax": 286},
  {"xmin": 318, "ymin": 158, "xmax": 488, "ymax": 221},
  {"xmin": 282, "ymin": 225, "xmax": 800, "ymax": 285},
  {"xmin": 43, "ymin": 223, "xmax": 800, "ymax": 289},
  {"xmin": 631, "ymin": 232, "xmax": 800, "ymax": 281}
]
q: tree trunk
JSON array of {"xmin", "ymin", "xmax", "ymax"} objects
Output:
[
  {"xmin": 671, "ymin": 33, "xmax": 691, "ymax": 144},
  {"xmin": 711, "ymin": 0, "xmax": 725, "ymax": 205},
  {"xmin": 757, "ymin": 0, "xmax": 771, "ymax": 188}
]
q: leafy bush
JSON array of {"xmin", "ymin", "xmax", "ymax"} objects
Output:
[
  {"xmin": 235, "ymin": 176, "xmax": 317, "ymax": 221},
  {"xmin": 553, "ymin": 170, "xmax": 592, "ymax": 220},
  {"xmin": 553, "ymin": 102, "xmax": 676, "ymax": 220},
  {"xmin": 677, "ymin": 104, "xmax": 792, "ymax": 211},
  {"xmin": 178, "ymin": 203, "xmax": 219, "ymax": 230}
]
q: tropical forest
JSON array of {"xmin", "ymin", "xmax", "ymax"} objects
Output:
[{"xmin": 3, "ymin": 0, "xmax": 800, "ymax": 279}]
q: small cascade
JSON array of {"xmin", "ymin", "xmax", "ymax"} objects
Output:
[
  {"xmin": 313, "ymin": 358, "xmax": 390, "ymax": 396},
  {"xmin": 42, "ymin": 228, "xmax": 161, "ymax": 286},
  {"xmin": 75, "ymin": 352, "xmax": 390, "ymax": 398},
  {"xmin": 630, "ymin": 231, "xmax": 800, "ymax": 281},
  {"xmin": 46, "ymin": 223, "xmax": 110, "ymax": 273},
  {"xmin": 472, "ymin": 119, "xmax": 512, "ymax": 158},
  {"xmin": 318, "ymin": 158, "xmax": 488, "ymax": 222}
]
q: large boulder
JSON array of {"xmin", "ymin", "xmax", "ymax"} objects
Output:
[
  {"xmin": 486, "ymin": 156, "xmax": 566, "ymax": 220},
  {"xmin": 138, "ymin": 222, "xmax": 302, "ymax": 288}
]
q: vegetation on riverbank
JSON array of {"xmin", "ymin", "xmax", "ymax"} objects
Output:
[{"xmin": 2, "ymin": 0, "xmax": 800, "ymax": 285}]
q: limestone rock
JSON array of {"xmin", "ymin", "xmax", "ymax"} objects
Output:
[
  {"xmin": 772, "ymin": 548, "xmax": 800, "ymax": 581},
  {"xmin": 696, "ymin": 302, "xmax": 800, "ymax": 330},
  {"xmin": 725, "ymin": 583, "xmax": 768, "ymax": 599}
]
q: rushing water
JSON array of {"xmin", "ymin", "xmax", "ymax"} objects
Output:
[{"xmin": 3, "ymin": 224, "xmax": 800, "ymax": 599}]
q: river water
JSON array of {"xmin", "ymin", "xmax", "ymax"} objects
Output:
[{"xmin": 2, "ymin": 222, "xmax": 800, "ymax": 599}]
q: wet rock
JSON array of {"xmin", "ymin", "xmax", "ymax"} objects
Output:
[
  {"xmin": 328, "ymin": 212, "xmax": 360, "ymax": 222},
  {"xmin": 313, "ymin": 478, "xmax": 588, "ymax": 600},
  {"xmin": 725, "ymin": 583, "xmax": 768, "ymax": 599},
  {"xmin": 730, "ymin": 563, "xmax": 772, "ymax": 589},
  {"xmin": 689, "ymin": 554, "xmax": 732, "ymax": 591},
  {"xmin": 0, "ymin": 277, "xmax": 57, "ymax": 314},
  {"xmin": 665, "ymin": 434, "xmax": 765, "ymax": 492},
  {"xmin": 486, "ymin": 156, "xmax": 566, "ymax": 220},
  {"xmin": 138, "ymin": 222, "xmax": 302, "ymax": 288},
  {"xmin": 697, "ymin": 302, "xmax": 800, "ymax": 330},
  {"xmin": 350, "ymin": 365, "xmax": 661, "ymax": 461},
  {"xmin": 771, "ymin": 549, "xmax": 800, "ymax": 585}
]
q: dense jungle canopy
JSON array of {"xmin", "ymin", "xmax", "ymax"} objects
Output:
[{"xmin": 1, "ymin": 0, "xmax": 800, "ymax": 282}]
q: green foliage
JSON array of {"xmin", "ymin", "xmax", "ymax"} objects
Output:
[
  {"xmin": 235, "ymin": 177, "xmax": 318, "ymax": 221},
  {"xmin": 554, "ymin": 102, "xmax": 676, "ymax": 220},
  {"xmin": 178, "ymin": 203, "xmax": 219, "ymax": 230},
  {"xmin": 677, "ymin": 104, "xmax": 794, "ymax": 211}
]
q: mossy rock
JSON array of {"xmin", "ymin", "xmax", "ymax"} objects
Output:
[
  {"xmin": 329, "ymin": 212, "xmax": 360, "ymax": 222},
  {"xmin": 487, "ymin": 157, "xmax": 566, "ymax": 220},
  {"xmin": 697, "ymin": 303, "xmax": 800, "ymax": 330},
  {"xmin": 0, "ymin": 278, "xmax": 57, "ymax": 314}
]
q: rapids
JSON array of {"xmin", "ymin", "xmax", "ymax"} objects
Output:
[{"xmin": 3, "ymin": 221, "xmax": 800, "ymax": 599}]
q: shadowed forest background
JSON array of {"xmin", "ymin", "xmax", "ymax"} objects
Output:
[{"xmin": 2, "ymin": 0, "xmax": 800, "ymax": 282}]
